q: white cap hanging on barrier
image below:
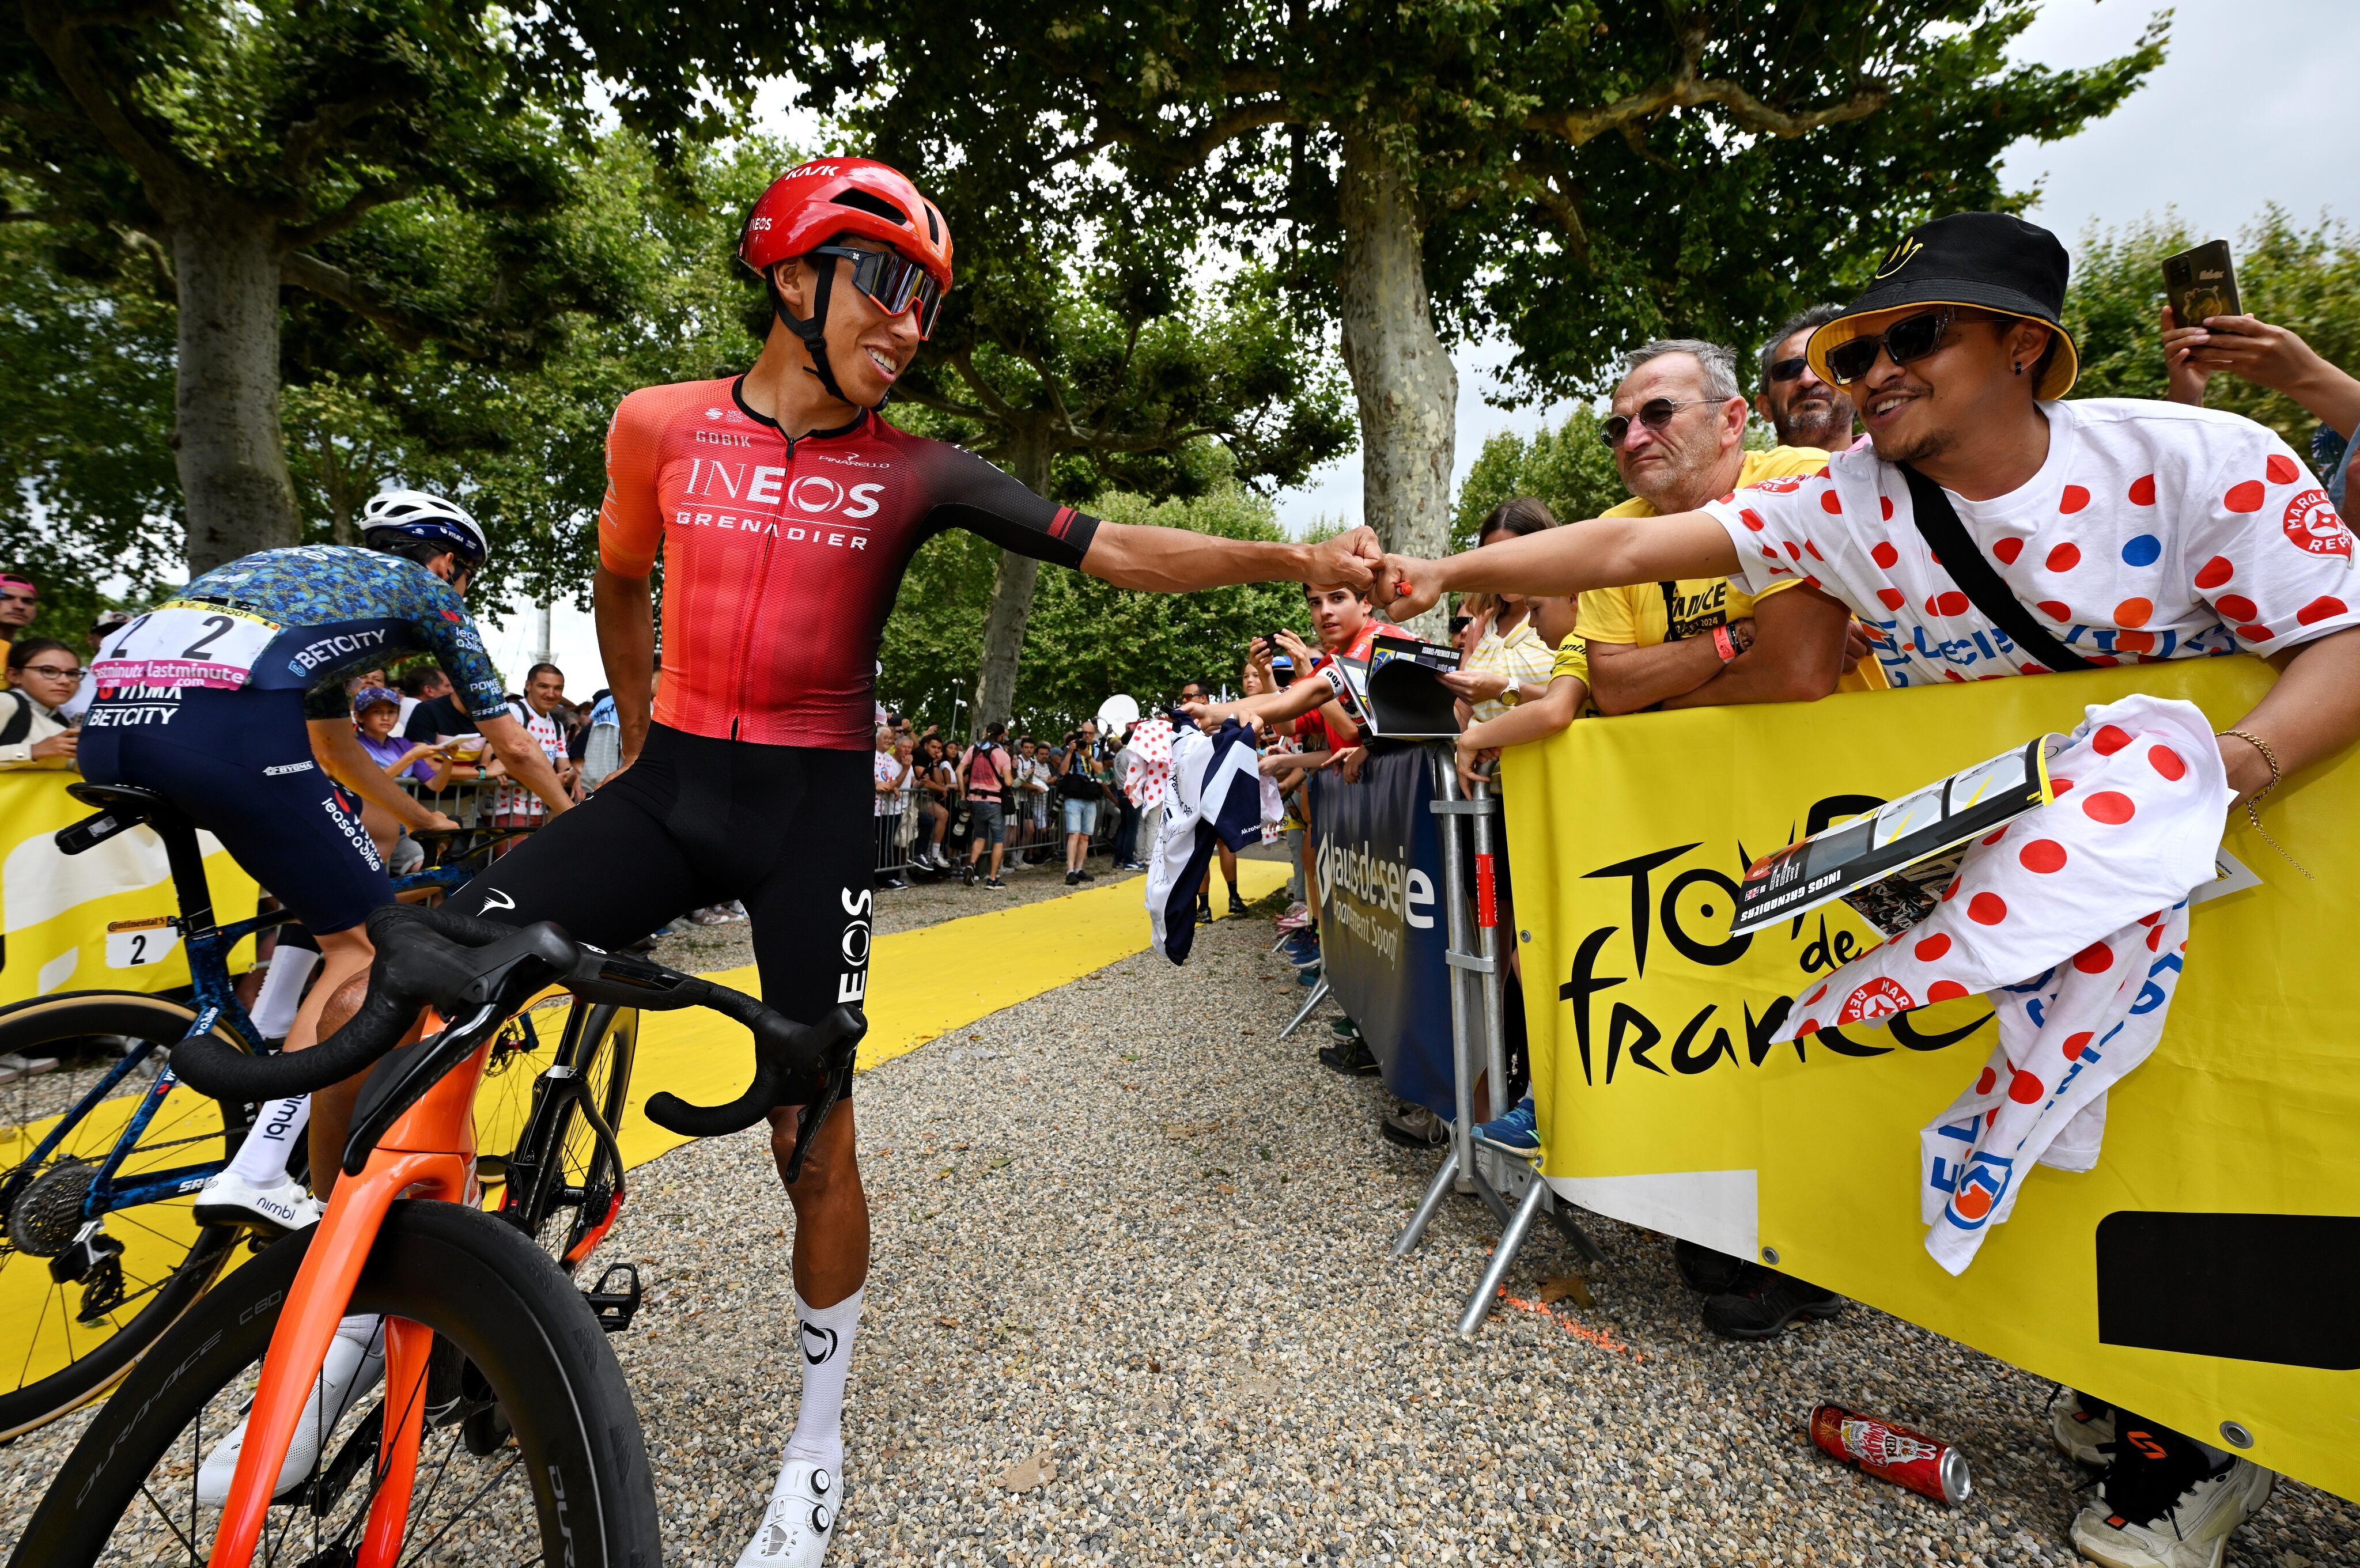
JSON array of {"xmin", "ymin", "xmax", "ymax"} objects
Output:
[{"xmin": 1096, "ymin": 694, "xmax": 1141, "ymax": 733}]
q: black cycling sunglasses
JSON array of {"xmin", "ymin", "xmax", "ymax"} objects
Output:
[
  {"xmin": 1599, "ymin": 397, "xmax": 1714, "ymax": 449},
  {"xmin": 808, "ymin": 244, "xmax": 945, "ymax": 338},
  {"xmin": 1766, "ymin": 356, "xmax": 1811, "ymax": 383},
  {"xmin": 1824, "ymin": 307, "xmax": 1957, "ymax": 385}
]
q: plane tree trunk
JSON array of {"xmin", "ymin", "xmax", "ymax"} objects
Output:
[
  {"xmin": 971, "ymin": 425, "xmax": 1058, "ymax": 735},
  {"xmin": 1334, "ymin": 128, "xmax": 1456, "ymax": 639},
  {"xmin": 172, "ymin": 207, "xmax": 303, "ymax": 574}
]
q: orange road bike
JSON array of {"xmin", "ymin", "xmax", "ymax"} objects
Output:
[{"xmin": 10, "ymin": 902, "xmax": 863, "ymax": 1568}]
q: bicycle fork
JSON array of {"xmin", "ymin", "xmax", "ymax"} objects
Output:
[
  {"xmin": 208, "ymin": 1019, "xmax": 483, "ymax": 1568},
  {"xmin": 207, "ymin": 1149, "xmax": 460, "ymax": 1568}
]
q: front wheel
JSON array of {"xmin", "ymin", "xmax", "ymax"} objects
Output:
[{"xmin": 11, "ymin": 1199, "xmax": 659, "ymax": 1568}]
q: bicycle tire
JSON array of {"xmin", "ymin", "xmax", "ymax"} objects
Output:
[
  {"xmin": 11, "ymin": 1199, "xmax": 659, "ymax": 1568},
  {"xmin": 492, "ymin": 1001, "xmax": 637, "ymax": 1271},
  {"xmin": 0, "ymin": 993, "xmax": 259, "ymax": 1440}
]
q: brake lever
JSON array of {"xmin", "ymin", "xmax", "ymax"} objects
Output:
[
  {"xmin": 642, "ymin": 1005, "xmax": 865, "ymax": 1140},
  {"xmin": 778, "ymin": 1025, "xmax": 864, "ymax": 1184}
]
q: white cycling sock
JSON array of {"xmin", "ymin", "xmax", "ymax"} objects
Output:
[
  {"xmin": 248, "ymin": 941, "xmax": 320, "ymax": 1041},
  {"xmin": 781, "ymin": 1288, "xmax": 863, "ymax": 1471},
  {"xmin": 222, "ymin": 1096, "xmax": 311, "ymax": 1186}
]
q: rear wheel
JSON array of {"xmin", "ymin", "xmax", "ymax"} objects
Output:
[
  {"xmin": 10, "ymin": 1199, "xmax": 659, "ymax": 1568},
  {"xmin": 0, "ymin": 993, "xmax": 258, "ymax": 1440}
]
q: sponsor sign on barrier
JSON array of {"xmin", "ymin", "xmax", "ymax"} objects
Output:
[
  {"xmin": 1309, "ymin": 747, "xmax": 1457, "ymax": 1119},
  {"xmin": 1503, "ymin": 658, "xmax": 2358, "ymax": 1499}
]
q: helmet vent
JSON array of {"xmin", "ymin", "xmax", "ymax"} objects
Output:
[
  {"xmin": 924, "ymin": 202, "xmax": 940, "ymax": 243},
  {"xmin": 830, "ymin": 188, "xmax": 909, "ymax": 225}
]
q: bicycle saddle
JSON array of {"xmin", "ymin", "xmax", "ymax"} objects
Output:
[
  {"xmin": 58, "ymin": 782, "xmax": 188, "ymax": 855},
  {"xmin": 65, "ymin": 781, "xmax": 175, "ymax": 819}
]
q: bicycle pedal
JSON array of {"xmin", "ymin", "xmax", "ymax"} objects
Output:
[{"xmin": 584, "ymin": 1261, "xmax": 642, "ymax": 1333}]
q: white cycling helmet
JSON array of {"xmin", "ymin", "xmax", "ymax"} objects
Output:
[{"xmin": 360, "ymin": 488, "xmax": 488, "ymax": 569}]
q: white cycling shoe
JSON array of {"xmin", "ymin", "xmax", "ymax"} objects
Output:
[
  {"xmin": 192, "ymin": 1171, "xmax": 323, "ymax": 1234},
  {"xmin": 735, "ymin": 1457, "xmax": 841, "ymax": 1567},
  {"xmin": 196, "ymin": 1319, "xmax": 385, "ymax": 1504}
]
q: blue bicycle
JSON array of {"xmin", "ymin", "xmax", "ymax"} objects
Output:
[{"xmin": 0, "ymin": 782, "xmax": 574, "ymax": 1438}]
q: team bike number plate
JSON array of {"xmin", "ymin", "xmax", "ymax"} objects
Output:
[
  {"xmin": 106, "ymin": 916, "xmax": 181, "ymax": 969},
  {"xmin": 93, "ymin": 602, "xmax": 282, "ymax": 691}
]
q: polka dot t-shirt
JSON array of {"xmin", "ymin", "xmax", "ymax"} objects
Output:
[{"xmin": 1700, "ymin": 399, "xmax": 2359, "ymax": 687}]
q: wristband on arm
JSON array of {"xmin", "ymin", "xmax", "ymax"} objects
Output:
[{"xmin": 1712, "ymin": 623, "xmax": 1741, "ymax": 662}]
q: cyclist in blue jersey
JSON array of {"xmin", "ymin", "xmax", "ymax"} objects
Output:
[
  {"xmin": 82, "ymin": 491, "xmax": 574, "ymax": 1215},
  {"xmin": 81, "ymin": 491, "xmax": 576, "ymax": 1504}
]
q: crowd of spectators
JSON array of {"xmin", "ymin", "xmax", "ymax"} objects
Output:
[{"xmin": 861, "ymin": 708, "xmax": 1139, "ymax": 891}]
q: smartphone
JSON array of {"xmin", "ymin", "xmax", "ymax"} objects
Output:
[{"xmin": 2164, "ymin": 240, "xmax": 2240, "ymax": 327}]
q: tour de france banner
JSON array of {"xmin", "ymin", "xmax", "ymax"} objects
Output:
[
  {"xmin": 1310, "ymin": 747, "xmax": 1457, "ymax": 1119},
  {"xmin": 0, "ymin": 771, "xmax": 259, "ymax": 1007},
  {"xmin": 1503, "ymin": 656, "xmax": 2358, "ymax": 1499}
]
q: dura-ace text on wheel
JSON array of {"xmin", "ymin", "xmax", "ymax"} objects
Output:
[
  {"xmin": 0, "ymin": 993, "xmax": 259, "ymax": 1440},
  {"xmin": 8, "ymin": 1198, "xmax": 659, "ymax": 1568}
]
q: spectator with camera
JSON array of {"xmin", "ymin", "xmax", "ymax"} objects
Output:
[
  {"xmin": 2163, "ymin": 305, "xmax": 2360, "ymax": 507},
  {"xmin": 1054, "ymin": 724, "xmax": 1106, "ymax": 884},
  {"xmin": 959, "ymin": 721, "xmax": 1016, "ymax": 888}
]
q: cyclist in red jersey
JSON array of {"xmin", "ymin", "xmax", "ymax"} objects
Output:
[{"xmin": 436, "ymin": 158, "xmax": 1382, "ymax": 1567}]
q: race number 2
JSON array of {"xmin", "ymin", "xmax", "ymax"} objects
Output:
[
  {"xmin": 92, "ymin": 602, "xmax": 281, "ymax": 691},
  {"xmin": 105, "ymin": 916, "xmax": 181, "ymax": 969}
]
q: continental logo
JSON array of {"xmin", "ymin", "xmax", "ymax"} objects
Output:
[
  {"xmin": 1874, "ymin": 236, "xmax": 1924, "ymax": 278},
  {"xmin": 1560, "ymin": 795, "xmax": 1991, "ymax": 1086}
]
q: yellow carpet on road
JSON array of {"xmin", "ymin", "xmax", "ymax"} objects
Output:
[{"xmin": 607, "ymin": 861, "xmax": 1293, "ymax": 1168}]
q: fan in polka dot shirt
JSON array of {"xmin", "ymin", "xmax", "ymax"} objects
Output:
[{"xmin": 1702, "ymin": 397, "xmax": 2357, "ymax": 688}]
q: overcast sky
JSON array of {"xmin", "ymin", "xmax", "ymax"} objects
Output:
[{"xmin": 1270, "ymin": 0, "xmax": 2360, "ymax": 535}]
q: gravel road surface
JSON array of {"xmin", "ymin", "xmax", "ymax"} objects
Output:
[{"xmin": 4, "ymin": 877, "xmax": 2350, "ymax": 1568}]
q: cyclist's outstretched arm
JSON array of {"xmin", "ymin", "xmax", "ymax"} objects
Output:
[
  {"xmin": 1081, "ymin": 522, "xmax": 1385, "ymax": 594},
  {"xmin": 1378, "ymin": 511, "xmax": 1738, "ymax": 622},
  {"xmin": 592, "ymin": 564, "xmax": 656, "ymax": 766},
  {"xmin": 477, "ymin": 713, "xmax": 573, "ymax": 815},
  {"xmin": 311, "ymin": 719, "xmax": 457, "ymax": 832}
]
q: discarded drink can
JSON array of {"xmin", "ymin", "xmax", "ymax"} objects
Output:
[{"xmin": 1809, "ymin": 1404, "xmax": 1973, "ymax": 1506}]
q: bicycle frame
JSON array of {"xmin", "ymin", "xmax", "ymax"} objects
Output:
[
  {"xmin": 207, "ymin": 1002, "xmax": 487, "ymax": 1568},
  {"xmin": 39, "ymin": 834, "xmax": 495, "ymax": 1240}
]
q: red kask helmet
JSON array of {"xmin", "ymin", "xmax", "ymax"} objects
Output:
[
  {"xmin": 739, "ymin": 158, "xmax": 953, "ymax": 290},
  {"xmin": 739, "ymin": 158, "xmax": 953, "ymax": 404}
]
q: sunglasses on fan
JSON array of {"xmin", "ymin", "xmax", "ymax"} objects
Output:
[
  {"xmin": 1823, "ymin": 306, "xmax": 1958, "ymax": 385},
  {"xmin": 1599, "ymin": 398, "xmax": 1716, "ymax": 449},
  {"xmin": 809, "ymin": 244, "xmax": 945, "ymax": 338}
]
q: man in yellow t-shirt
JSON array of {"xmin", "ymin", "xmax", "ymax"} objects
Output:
[{"xmin": 1577, "ymin": 339, "xmax": 1884, "ymax": 714}]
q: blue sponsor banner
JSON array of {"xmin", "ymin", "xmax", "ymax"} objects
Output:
[{"xmin": 1308, "ymin": 746, "xmax": 1457, "ymax": 1119}]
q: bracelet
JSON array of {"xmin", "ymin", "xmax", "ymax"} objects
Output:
[
  {"xmin": 2216, "ymin": 728, "xmax": 2312, "ymax": 880},
  {"xmin": 1712, "ymin": 624, "xmax": 1740, "ymax": 662}
]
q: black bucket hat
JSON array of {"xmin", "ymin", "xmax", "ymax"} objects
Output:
[{"xmin": 1806, "ymin": 212, "xmax": 2079, "ymax": 400}]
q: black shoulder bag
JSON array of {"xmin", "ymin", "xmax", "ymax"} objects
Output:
[{"xmin": 1898, "ymin": 463, "xmax": 2094, "ymax": 673}]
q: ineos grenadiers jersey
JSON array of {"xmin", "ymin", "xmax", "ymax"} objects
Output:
[
  {"xmin": 597, "ymin": 377, "xmax": 1100, "ymax": 749},
  {"xmin": 88, "ymin": 546, "xmax": 509, "ymax": 724}
]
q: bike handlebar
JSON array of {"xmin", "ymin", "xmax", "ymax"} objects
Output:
[{"xmin": 169, "ymin": 903, "xmax": 864, "ymax": 1138}]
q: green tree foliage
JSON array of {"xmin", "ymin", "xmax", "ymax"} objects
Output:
[
  {"xmin": 1450, "ymin": 408, "xmax": 1628, "ymax": 551},
  {"xmin": 0, "ymin": 130, "xmax": 784, "ymax": 618},
  {"xmin": 786, "ymin": 0, "xmax": 2164, "ymax": 569},
  {"xmin": 2064, "ymin": 209, "xmax": 2360, "ymax": 463},
  {"xmin": 878, "ymin": 478, "xmax": 1315, "ymax": 733},
  {"xmin": 275, "ymin": 132, "xmax": 789, "ymax": 611},
  {"xmin": 0, "ymin": 209, "xmax": 181, "ymax": 627},
  {"xmin": 2, "ymin": 0, "xmax": 657, "ymax": 569},
  {"xmin": 1486, "ymin": 2, "xmax": 2168, "ymax": 399}
]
